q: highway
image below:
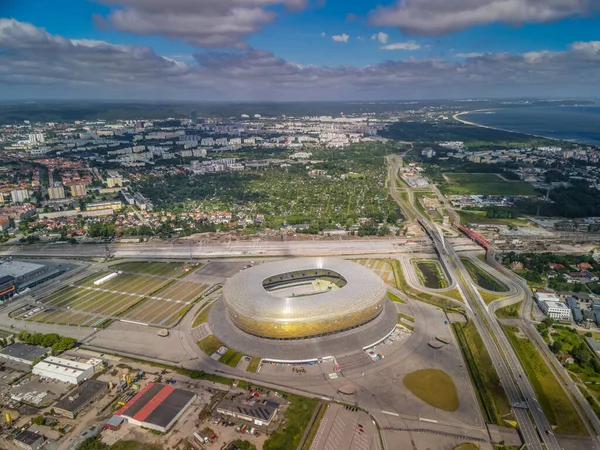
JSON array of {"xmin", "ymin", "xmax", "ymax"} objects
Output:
[{"xmin": 387, "ymin": 155, "xmax": 560, "ymax": 450}]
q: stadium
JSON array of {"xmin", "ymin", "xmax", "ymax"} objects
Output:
[{"xmin": 222, "ymin": 257, "xmax": 388, "ymax": 340}]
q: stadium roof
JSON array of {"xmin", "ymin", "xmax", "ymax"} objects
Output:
[{"xmin": 224, "ymin": 257, "xmax": 386, "ymax": 323}]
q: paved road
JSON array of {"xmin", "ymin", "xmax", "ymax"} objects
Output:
[{"xmin": 387, "ymin": 154, "xmax": 559, "ymax": 450}]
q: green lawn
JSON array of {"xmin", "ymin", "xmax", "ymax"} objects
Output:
[
  {"xmin": 505, "ymin": 326, "xmax": 587, "ymax": 435},
  {"xmin": 441, "ymin": 173, "xmax": 537, "ymax": 196},
  {"xmin": 458, "ymin": 210, "xmax": 529, "ymax": 226},
  {"xmin": 461, "ymin": 258, "xmax": 508, "ymax": 294},
  {"xmin": 192, "ymin": 301, "xmax": 214, "ymax": 328},
  {"xmin": 453, "ymin": 323, "xmax": 511, "ymax": 425},
  {"xmin": 387, "ymin": 291, "xmax": 405, "ymax": 303},
  {"xmin": 219, "ymin": 349, "xmax": 245, "ymax": 367},
  {"xmin": 197, "ymin": 334, "xmax": 223, "ymax": 356},
  {"xmin": 247, "ymin": 357, "xmax": 261, "ymax": 373},
  {"xmin": 495, "ymin": 301, "xmax": 522, "ymax": 319},
  {"xmin": 263, "ymin": 394, "xmax": 320, "ymax": 450},
  {"xmin": 398, "ymin": 312, "xmax": 414, "ymax": 323},
  {"xmin": 403, "ymin": 369, "xmax": 459, "ymax": 411}
]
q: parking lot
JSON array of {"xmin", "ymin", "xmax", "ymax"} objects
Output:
[{"xmin": 310, "ymin": 403, "xmax": 380, "ymax": 450}]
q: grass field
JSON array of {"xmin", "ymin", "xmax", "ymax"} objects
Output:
[
  {"xmin": 413, "ymin": 259, "xmax": 449, "ymax": 289},
  {"xmin": 263, "ymin": 394, "xmax": 319, "ymax": 450},
  {"xmin": 441, "ymin": 173, "xmax": 537, "ymax": 196},
  {"xmin": 197, "ymin": 334, "xmax": 223, "ymax": 356},
  {"xmin": 301, "ymin": 404, "xmax": 327, "ymax": 450},
  {"xmin": 461, "ymin": 258, "xmax": 508, "ymax": 294},
  {"xmin": 457, "ymin": 210, "xmax": 529, "ymax": 226},
  {"xmin": 403, "ymin": 369, "xmax": 459, "ymax": 411},
  {"xmin": 247, "ymin": 357, "xmax": 261, "ymax": 373},
  {"xmin": 453, "ymin": 445, "xmax": 480, "ymax": 450},
  {"xmin": 453, "ymin": 322, "xmax": 510, "ymax": 425},
  {"xmin": 353, "ymin": 259, "xmax": 396, "ymax": 286},
  {"xmin": 110, "ymin": 261, "xmax": 190, "ymax": 278},
  {"xmin": 495, "ymin": 301, "xmax": 522, "ymax": 319},
  {"xmin": 387, "ymin": 291, "xmax": 405, "ymax": 303},
  {"xmin": 390, "ymin": 260, "xmax": 459, "ymax": 310},
  {"xmin": 505, "ymin": 326, "xmax": 587, "ymax": 435},
  {"xmin": 219, "ymin": 349, "xmax": 246, "ymax": 367},
  {"xmin": 192, "ymin": 302, "xmax": 214, "ymax": 328},
  {"xmin": 398, "ymin": 312, "xmax": 414, "ymax": 322}
]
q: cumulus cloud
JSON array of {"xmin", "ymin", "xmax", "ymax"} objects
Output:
[
  {"xmin": 371, "ymin": 32, "xmax": 389, "ymax": 44},
  {"xmin": 454, "ymin": 52, "xmax": 485, "ymax": 58},
  {"xmin": 2, "ymin": 20, "xmax": 600, "ymax": 100},
  {"xmin": 321, "ymin": 31, "xmax": 326, "ymax": 37},
  {"xmin": 93, "ymin": 0, "xmax": 308, "ymax": 48},
  {"xmin": 332, "ymin": 33, "xmax": 350, "ymax": 43},
  {"xmin": 381, "ymin": 41, "xmax": 421, "ymax": 51},
  {"xmin": 369, "ymin": 0, "xmax": 600, "ymax": 35}
]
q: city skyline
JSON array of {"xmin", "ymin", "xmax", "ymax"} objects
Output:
[{"xmin": 1, "ymin": 0, "xmax": 600, "ymax": 100}]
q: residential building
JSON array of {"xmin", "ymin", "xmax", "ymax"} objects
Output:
[
  {"xmin": 70, "ymin": 183, "xmax": 88, "ymax": 197},
  {"xmin": 106, "ymin": 177, "xmax": 123, "ymax": 188},
  {"xmin": 28, "ymin": 133, "xmax": 45, "ymax": 145},
  {"xmin": 11, "ymin": 189, "xmax": 30, "ymax": 203},
  {"xmin": 48, "ymin": 185, "xmax": 66, "ymax": 200}
]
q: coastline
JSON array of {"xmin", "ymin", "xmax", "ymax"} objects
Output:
[{"xmin": 452, "ymin": 110, "xmax": 585, "ymax": 145}]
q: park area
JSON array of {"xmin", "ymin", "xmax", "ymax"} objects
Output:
[
  {"xmin": 441, "ymin": 173, "xmax": 537, "ymax": 196},
  {"xmin": 21, "ymin": 261, "xmax": 209, "ymax": 328},
  {"xmin": 505, "ymin": 326, "xmax": 587, "ymax": 435}
]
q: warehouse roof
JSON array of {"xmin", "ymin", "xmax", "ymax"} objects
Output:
[
  {"xmin": 0, "ymin": 342, "xmax": 48, "ymax": 362},
  {"xmin": 55, "ymin": 379, "xmax": 108, "ymax": 414},
  {"xmin": 33, "ymin": 356, "xmax": 93, "ymax": 377},
  {"xmin": 0, "ymin": 260, "xmax": 45, "ymax": 279},
  {"xmin": 117, "ymin": 382, "xmax": 196, "ymax": 429},
  {"xmin": 15, "ymin": 430, "xmax": 44, "ymax": 446},
  {"xmin": 217, "ymin": 398, "xmax": 279, "ymax": 422}
]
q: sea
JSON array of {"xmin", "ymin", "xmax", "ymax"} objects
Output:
[{"xmin": 462, "ymin": 105, "xmax": 600, "ymax": 146}]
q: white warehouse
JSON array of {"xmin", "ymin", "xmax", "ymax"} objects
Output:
[
  {"xmin": 33, "ymin": 357, "xmax": 96, "ymax": 384},
  {"xmin": 538, "ymin": 300, "xmax": 571, "ymax": 321}
]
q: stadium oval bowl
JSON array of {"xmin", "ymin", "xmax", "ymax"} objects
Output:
[{"xmin": 223, "ymin": 257, "xmax": 387, "ymax": 339}]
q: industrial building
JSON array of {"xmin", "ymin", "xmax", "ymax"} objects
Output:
[
  {"xmin": 55, "ymin": 379, "xmax": 109, "ymax": 418},
  {"xmin": 116, "ymin": 382, "xmax": 196, "ymax": 433},
  {"xmin": 538, "ymin": 300, "xmax": 572, "ymax": 321},
  {"xmin": 13, "ymin": 430, "xmax": 44, "ymax": 450},
  {"xmin": 216, "ymin": 398, "xmax": 280, "ymax": 427},
  {"xmin": 0, "ymin": 260, "xmax": 48, "ymax": 285},
  {"xmin": 32, "ymin": 356, "xmax": 99, "ymax": 384},
  {"xmin": 0, "ymin": 275, "xmax": 16, "ymax": 301},
  {"xmin": 0, "ymin": 343, "xmax": 49, "ymax": 365}
]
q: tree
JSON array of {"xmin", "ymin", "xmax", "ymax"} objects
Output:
[
  {"xmin": 550, "ymin": 341, "xmax": 563, "ymax": 354},
  {"xmin": 32, "ymin": 416, "xmax": 45, "ymax": 426}
]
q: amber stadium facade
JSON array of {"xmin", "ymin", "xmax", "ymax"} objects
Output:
[{"xmin": 223, "ymin": 257, "xmax": 387, "ymax": 339}]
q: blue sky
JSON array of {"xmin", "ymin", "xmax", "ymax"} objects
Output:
[{"xmin": 1, "ymin": 0, "xmax": 600, "ymax": 100}]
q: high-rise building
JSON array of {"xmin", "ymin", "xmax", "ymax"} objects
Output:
[
  {"xmin": 10, "ymin": 189, "xmax": 30, "ymax": 203},
  {"xmin": 70, "ymin": 183, "xmax": 88, "ymax": 198},
  {"xmin": 28, "ymin": 133, "xmax": 45, "ymax": 144},
  {"xmin": 106, "ymin": 177, "xmax": 123, "ymax": 188},
  {"xmin": 48, "ymin": 185, "xmax": 66, "ymax": 200}
]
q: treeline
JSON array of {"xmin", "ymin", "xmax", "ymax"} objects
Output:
[{"xmin": 18, "ymin": 331, "xmax": 77, "ymax": 355}]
